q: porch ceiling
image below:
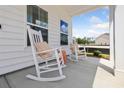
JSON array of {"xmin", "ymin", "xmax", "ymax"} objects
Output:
[{"xmin": 59, "ymin": 5, "xmax": 104, "ymax": 16}]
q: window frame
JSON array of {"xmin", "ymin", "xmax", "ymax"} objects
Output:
[
  {"xmin": 60, "ymin": 20, "xmax": 68, "ymax": 45},
  {"xmin": 60, "ymin": 33, "xmax": 68, "ymax": 45},
  {"xmin": 25, "ymin": 5, "xmax": 48, "ymax": 47}
]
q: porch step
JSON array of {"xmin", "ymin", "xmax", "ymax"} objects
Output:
[{"xmin": 39, "ymin": 65, "xmax": 66, "ymax": 74}]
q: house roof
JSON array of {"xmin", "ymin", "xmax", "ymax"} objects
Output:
[{"xmin": 96, "ymin": 33, "xmax": 109, "ymax": 40}]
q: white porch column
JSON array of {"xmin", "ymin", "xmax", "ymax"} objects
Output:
[
  {"xmin": 109, "ymin": 5, "xmax": 115, "ymax": 72},
  {"xmin": 113, "ymin": 5, "xmax": 124, "ymax": 76}
]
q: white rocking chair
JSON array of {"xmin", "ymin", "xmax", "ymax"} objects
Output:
[
  {"xmin": 26, "ymin": 26, "xmax": 66, "ymax": 81},
  {"xmin": 69, "ymin": 38, "xmax": 87, "ymax": 62}
]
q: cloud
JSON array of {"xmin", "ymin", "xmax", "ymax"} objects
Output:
[
  {"xmin": 72, "ymin": 28, "xmax": 84, "ymax": 38},
  {"xmin": 93, "ymin": 22, "xmax": 109, "ymax": 30},
  {"xmin": 73, "ymin": 15, "xmax": 109, "ymax": 38},
  {"xmin": 72, "ymin": 28, "xmax": 105, "ymax": 38},
  {"xmin": 90, "ymin": 16, "xmax": 102, "ymax": 24},
  {"xmin": 85, "ymin": 29, "xmax": 105, "ymax": 38},
  {"xmin": 88, "ymin": 30, "xmax": 101, "ymax": 36}
]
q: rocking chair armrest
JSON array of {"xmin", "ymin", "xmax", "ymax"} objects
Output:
[{"xmin": 36, "ymin": 48, "xmax": 60, "ymax": 54}]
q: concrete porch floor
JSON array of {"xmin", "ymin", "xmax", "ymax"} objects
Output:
[{"xmin": 0, "ymin": 57, "xmax": 124, "ymax": 88}]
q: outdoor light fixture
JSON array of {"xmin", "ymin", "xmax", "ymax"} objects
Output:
[{"xmin": 0, "ymin": 24, "xmax": 1, "ymax": 29}]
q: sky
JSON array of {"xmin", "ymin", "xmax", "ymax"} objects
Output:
[{"xmin": 72, "ymin": 6, "xmax": 109, "ymax": 39}]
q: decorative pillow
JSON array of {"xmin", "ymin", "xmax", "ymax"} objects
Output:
[{"xmin": 35, "ymin": 42, "xmax": 52, "ymax": 59}]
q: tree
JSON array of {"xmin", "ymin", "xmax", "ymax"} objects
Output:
[
  {"xmin": 76, "ymin": 38, "xmax": 83, "ymax": 44},
  {"xmin": 82, "ymin": 37, "xmax": 87, "ymax": 45},
  {"xmin": 76, "ymin": 37, "xmax": 95, "ymax": 45}
]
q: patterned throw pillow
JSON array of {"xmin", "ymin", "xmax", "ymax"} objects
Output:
[{"xmin": 35, "ymin": 42, "xmax": 52, "ymax": 59}]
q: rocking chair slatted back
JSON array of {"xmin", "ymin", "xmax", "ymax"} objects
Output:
[
  {"xmin": 30, "ymin": 29, "xmax": 43, "ymax": 44},
  {"xmin": 27, "ymin": 26, "xmax": 44, "ymax": 54}
]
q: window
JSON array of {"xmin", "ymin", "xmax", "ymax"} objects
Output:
[
  {"xmin": 27, "ymin": 5, "xmax": 48, "ymax": 27},
  {"xmin": 27, "ymin": 5, "xmax": 48, "ymax": 46},
  {"xmin": 60, "ymin": 34, "xmax": 68, "ymax": 45},
  {"xmin": 60, "ymin": 20, "xmax": 68, "ymax": 45}
]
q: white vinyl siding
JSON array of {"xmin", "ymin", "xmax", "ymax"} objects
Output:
[
  {"xmin": 48, "ymin": 14, "xmax": 60, "ymax": 48},
  {"xmin": 0, "ymin": 5, "xmax": 33, "ymax": 75}
]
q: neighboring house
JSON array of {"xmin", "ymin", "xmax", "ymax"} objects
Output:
[{"xmin": 95, "ymin": 33, "xmax": 110, "ymax": 45}]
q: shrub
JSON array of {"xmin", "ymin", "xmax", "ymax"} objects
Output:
[
  {"xmin": 93, "ymin": 50, "xmax": 102, "ymax": 57},
  {"xmin": 99, "ymin": 54, "xmax": 110, "ymax": 60}
]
